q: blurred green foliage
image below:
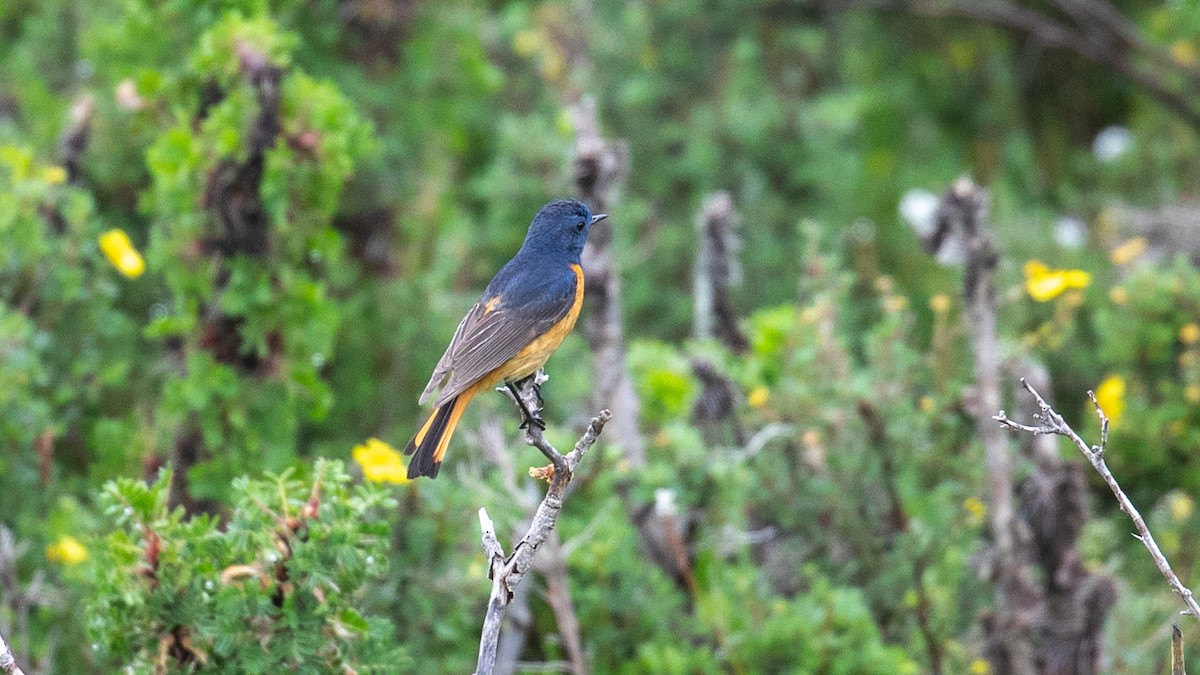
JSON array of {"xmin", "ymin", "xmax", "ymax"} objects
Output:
[
  {"xmin": 3, "ymin": 0, "xmax": 1200, "ymax": 672},
  {"xmin": 85, "ymin": 460, "xmax": 400, "ymax": 672}
]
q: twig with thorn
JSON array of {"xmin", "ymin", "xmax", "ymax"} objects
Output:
[
  {"xmin": 995, "ymin": 378, "xmax": 1200, "ymax": 620},
  {"xmin": 475, "ymin": 377, "xmax": 611, "ymax": 675}
]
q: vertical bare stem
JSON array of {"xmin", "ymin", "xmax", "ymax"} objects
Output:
[
  {"xmin": 693, "ymin": 192, "xmax": 748, "ymax": 352},
  {"xmin": 571, "ymin": 96, "xmax": 643, "ymax": 468},
  {"xmin": 1174, "ymin": 624, "xmax": 1187, "ymax": 675},
  {"xmin": 932, "ymin": 177, "xmax": 1038, "ymax": 675},
  {"xmin": 540, "ymin": 532, "xmax": 588, "ymax": 675}
]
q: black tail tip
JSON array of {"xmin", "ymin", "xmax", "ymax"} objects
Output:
[{"xmin": 406, "ymin": 458, "xmax": 441, "ymax": 480}]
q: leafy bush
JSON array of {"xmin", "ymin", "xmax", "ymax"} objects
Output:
[{"xmin": 84, "ymin": 460, "xmax": 401, "ymax": 673}]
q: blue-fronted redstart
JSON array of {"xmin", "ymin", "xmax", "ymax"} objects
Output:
[{"xmin": 404, "ymin": 199, "xmax": 605, "ymax": 478}]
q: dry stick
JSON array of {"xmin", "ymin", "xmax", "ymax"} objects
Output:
[
  {"xmin": 539, "ymin": 532, "xmax": 588, "ymax": 675},
  {"xmin": 572, "ymin": 96, "xmax": 708, "ymax": 629},
  {"xmin": 477, "ymin": 386, "xmax": 589, "ymax": 675},
  {"xmin": 936, "ymin": 177, "xmax": 1038, "ymax": 675},
  {"xmin": 479, "ymin": 411, "xmax": 590, "ymax": 675},
  {"xmin": 995, "ymin": 378, "xmax": 1200, "ymax": 620},
  {"xmin": 470, "ymin": 420, "xmax": 544, "ymax": 675},
  {"xmin": 475, "ymin": 407, "xmax": 612, "ymax": 675},
  {"xmin": 693, "ymin": 192, "xmax": 748, "ymax": 352},
  {"xmin": 571, "ymin": 96, "xmax": 641, "ymax": 469},
  {"xmin": 0, "ymin": 629, "xmax": 26, "ymax": 675},
  {"xmin": 1174, "ymin": 624, "xmax": 1187, "ymax": 675}
]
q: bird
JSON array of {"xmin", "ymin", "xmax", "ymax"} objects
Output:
[{"xmin": 403, "ymin": 199, "xmax": 606, "ymax": 479}]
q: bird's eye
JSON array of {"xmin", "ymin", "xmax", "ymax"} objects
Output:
[{"xmin": 576, "ymin": 219, "xmax": 586, "ymax": 231}]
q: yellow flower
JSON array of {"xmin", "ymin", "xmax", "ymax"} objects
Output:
[
  {"xmin": 46, "ymin": 535, "xmax": 88, "ymax": 565},
  {"xmin": 512, "ymin": 29, "xmax": 542, "ymax": 57},
  {"xmin": 1170, "ymin": 420, "xmax": 1187, "ymax": 438},
  {"xmin": 1173, "ymin": 40, "xmax": 1199, "ymax": 67},
  {"xmin": 1186, "ymin": 385, "xmax": 1200, "ymax": 404},
  {"xmin": 639, "ymin": 46, "xmax": 659, "ymax": 69},
  {"xmin": 1109, "ymin": 237, "xmax": 1147, "ymax": 266},
  {"xmin": 970, "ymin": 658, "xmax": 991, "ymax": 675},
  {"xmin": 1181, "ymin": 324, "xmax": 1200, "ymax": 345},
  {"xmin": 1023, "ymin": 260, "xmax": 1090, "ymax": 302},
  {"xmin": 929, "ymin": 294, "xmax": 951, "ymax": 314},
  {"xmin": 42, "ymin": 165, "xmax": 67, "ymax": 185},
  {"xmin": 963, "ymin": 497, "xmax": 987, "ymax": 526},
  {"xmin": 747, "ymin": 386, "xmax": 769, "ymax": 409},
  {"xmin": 98, "ymin": 229, "xmax": 146, "ymax": 279},
  {"xmin": 1094, "ymin": 375, "xmax": 1126, "ymax": 428},
  {"xmin": 1023, "ymin": 260, "xmax": 1049, "ymax": 279},
  {"xmin": 1168, "ymin": 492, "xmax": 1195, "ymax": 522},
  {"xmin": 352, "ymin": 438, "xmax": 409, "ymax": 484},
  {"xmin": 1108, "ymin": 286, "xmax": 1128, "ymax": 305},
  {"xmin": 948, "ymin": 40, "xmax": 977, "ymax": 71},
  {"xmin": 918, "ymin": 396, "xmax": 935, "ymax": 413},
  {"xmin": 540, "ymin": 49, "xmax": 565, "ymax": 82}
]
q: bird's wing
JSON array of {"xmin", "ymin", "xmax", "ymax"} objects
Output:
[{"xmin": 419, "ymin": 268, "xmax": 578, "ymax": 407}]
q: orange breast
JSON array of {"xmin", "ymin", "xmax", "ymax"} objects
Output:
[{"xmin": 487, "ymin": 263, "xmax": 584, "ymax": 384}]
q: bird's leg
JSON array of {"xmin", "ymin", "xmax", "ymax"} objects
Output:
[
  {"xmin": 506, "ymin": 381, "xmax": 546, "ymax": 431},
  {"xmin": 532, "ymin": 377, "xmax": 545, "ymax": 409},
  {"xmin": 515, "ymin": 373, "xmax": 546, "ymax": 409}
]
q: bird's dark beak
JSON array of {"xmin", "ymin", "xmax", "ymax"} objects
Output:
[{"xmin": 591, "ymin": 213, "xmax": 608, "ymax": 224}]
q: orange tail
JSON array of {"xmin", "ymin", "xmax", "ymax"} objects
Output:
[{"xmin": 404, "ymin": 387, "xmax": 475, "ymax": 479}]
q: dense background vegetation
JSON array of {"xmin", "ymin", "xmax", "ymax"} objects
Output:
[{"xmin": 4, "ymin": 0, "xmax": 1200, "ymax": 672}]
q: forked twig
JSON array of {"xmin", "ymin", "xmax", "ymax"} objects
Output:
[
  {"xmin": 474, "ymin": 381, "xmax": 611, "ymax": 675},
  {"xmin": 995, "ymin": 378, "xmax": 1200, "ymax": 619}
]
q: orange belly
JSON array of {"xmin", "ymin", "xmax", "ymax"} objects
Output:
[{"xmin": 483, "ymin": 263, "xmax": 584, "ymax": 386}]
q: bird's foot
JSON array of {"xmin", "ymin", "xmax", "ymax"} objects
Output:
[
  {"xmin": 518, "ymin": 413, "xmax": 547, "ymax": 431},
  {"xmin": 506, "ymin": 380, "xmax": 546, "ymax": 431}
]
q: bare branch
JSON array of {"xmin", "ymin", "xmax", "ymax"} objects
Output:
[
  {"xmin": 995, "ymin": 378, "xmax": 1200, "ymax": 620},
  {"xmin": 59, "ymin": 94, "xmax": 95, "ymax": 185},
  {"xmin": 0, "ymin": 629, "xmax": 26, "ymax": 675},
  {"xmin": 539, "ymin": 532, "xmax": 588, "ymax": 675},
  {"xmin": 571, "ymin": 96, "xmax": 642, "ymax": 469},
  {"xmin": 932, "ymin": 176, "xmax": 1038, "ymax": 675},
  {"xmin": 475, "ymin": 378, "xmax": 611, "ymax": 675},
  {"xmin": 1174, "ymin": 624, "xmax": 1187, "ymax": 675},
  {"xmin": 693, "ymin": 192, "xmax": 748, "ymax": 352}
]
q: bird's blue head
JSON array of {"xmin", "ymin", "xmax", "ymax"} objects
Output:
[{"xmin": 521, "ymin": 199, "xmax": 606, "ymax": 261}]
